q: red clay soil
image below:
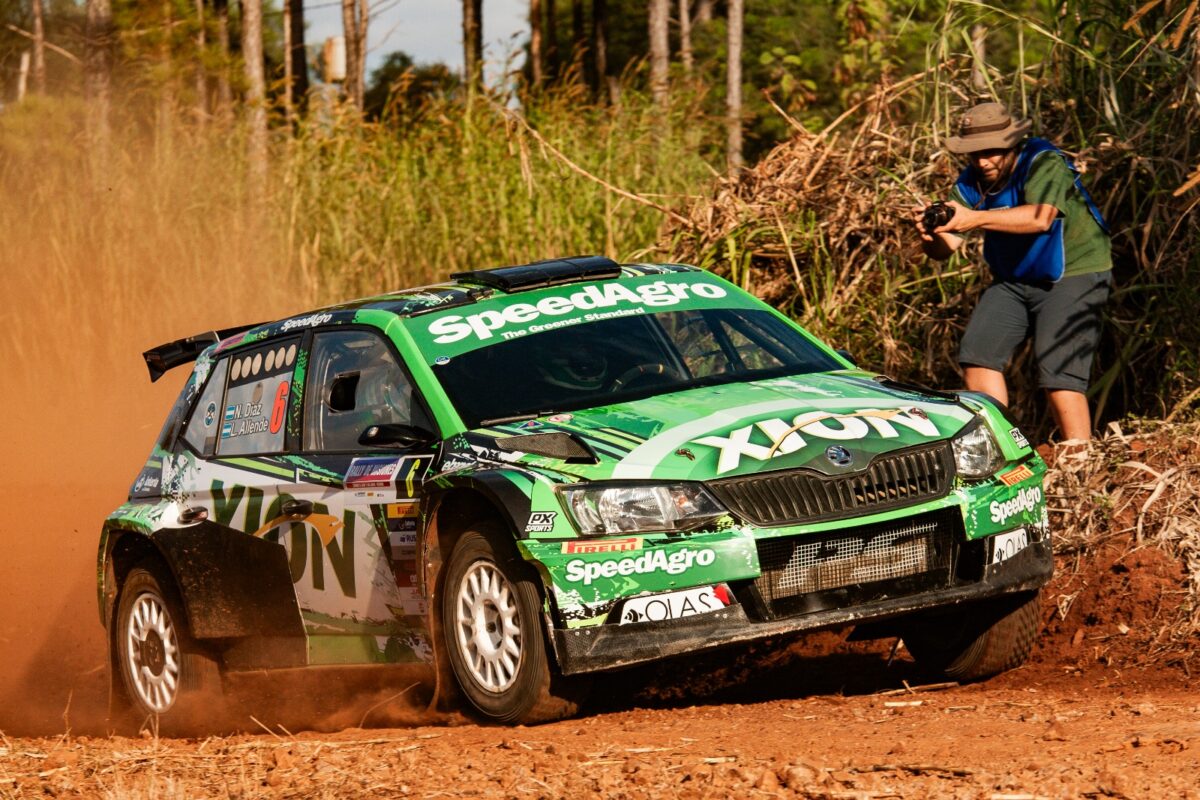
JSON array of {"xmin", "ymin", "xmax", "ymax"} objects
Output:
[{"xmin": 2, "ymin": 336, "xmax": 1198, "ymax": 796}]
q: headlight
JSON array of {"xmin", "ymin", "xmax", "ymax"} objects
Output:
[
  {"xmin": 560, "ymin": 483, "xmax": 726, "ymax": 535},
  {"xmin": 951, "ymin": 420, "xmax": 1003, "ymax": 479}
]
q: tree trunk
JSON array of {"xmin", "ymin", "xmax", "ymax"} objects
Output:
[
  {"xmin": 678, "ymin": 0, "xmax": 692, "ymax": 75},
  {"xmin": 725, "ymin": 0, "xmax": 744, "ymax": 171},
  {"xmin": 530, "ymin": 0, "xmax": 543, "ymax": 87},
  {"xmin": 971, "ymin": 24, "xmax": 987, "ymax": 90},
  {"xmin": 694, "ymin": 0, "xmax": 712, "ymax": 23},
  {"xmin": 463, "ymin": 0, "xmax": 483, "ymax": 92},
  {"xmin": 591, "ymin": 0, "xmax": 608, "ymax": 100},
  {"xmin": 31, "ymin": 0, "xmax": 45, "ymax": 93},
  {"xmin": 546, "ymin": 0, "xmax": 558, "ymax": 80},
  {"xmin": 195, "ymin": 0, "xmax": 208, "ymax": 122},
  {"xmin": 242, "ymin": 0, "xmax": 268, "ymax": 192},
  {"xmin": 84, "ymin": 0, "xmax": 113, "ymax": 148},
  {"xmin": 214, "ymin": 0, "xmax": 233, "ymax": 123},
  {"xmin": 341, "ymin": 0, "xmax": 368, "ymax": 108},
  {"xmin": 572, "ymin": 0, "xmax": 585, "ymax": 76},
  {"xmin": 289, "ymin": 0, "xmax": 309, "ymax": 110},
  {"xmin": 159, "ymin": 0, "xmax": 173, "ymax": 140},
  {"xmin": 17, "ymin": 51, "xmax": 29, "ymax": 101},
  {"xmin": 648, "ymin": 0, "xmax": 669, "ymax": 106}
]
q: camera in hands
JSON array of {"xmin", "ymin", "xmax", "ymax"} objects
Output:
[{"xmin": 922, "ymin": 201, "xmax": 955, "ymax": 233}]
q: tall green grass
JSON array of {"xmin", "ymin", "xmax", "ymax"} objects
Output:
[{"xmin": 0, "ymin": 83, "xmax": 720, "ymax": 379}]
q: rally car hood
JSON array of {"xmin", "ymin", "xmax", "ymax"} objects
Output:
[{"xmin": 480, "ymin": 371, "xmax": 978, "ymax": 482}]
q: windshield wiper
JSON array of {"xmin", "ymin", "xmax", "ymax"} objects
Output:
[{"xmin": 478, "ymin": 411, "xmax": 557, "ymax": 427}]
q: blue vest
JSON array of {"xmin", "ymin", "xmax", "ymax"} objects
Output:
[{"xmin": 954, "ymin": 138, "xmax": 1109, "ymax": 284}]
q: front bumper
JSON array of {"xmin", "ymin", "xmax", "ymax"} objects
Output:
[{"xmin": 550, "ymin": 537, "xmax": 1052, "ymax": 675}]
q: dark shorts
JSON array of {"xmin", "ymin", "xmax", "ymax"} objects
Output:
[{"xmin": 958, "ymin": 271, "xmax": 1111, "ymax": 393}]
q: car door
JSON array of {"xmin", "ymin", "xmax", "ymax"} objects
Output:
[{"xmin": 284, "ymin": 327, "xmax": 437, "ymax": 666}]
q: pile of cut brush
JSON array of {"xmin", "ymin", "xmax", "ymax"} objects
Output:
[
  {"xmin": 1040, "ymin": 421, "xmax": 1200, "ymax": 671},
  {"xmin": 655, "ymin": 68, "xmax": 1200, "ymax": 432}
]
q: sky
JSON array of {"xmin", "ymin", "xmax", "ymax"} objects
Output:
[{"xmin": 305, "ymin": 0, "xmax": 530, "ymax": 84}]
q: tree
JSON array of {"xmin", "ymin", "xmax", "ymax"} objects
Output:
[
  {"xmin": 214, "ymin": 0, "xmax": 234, "ymax": 122},
  {"xmin": 32, "ymin": 0, "xmax": 45, "ymax": 93},
  {"xmin": 284, "ymin": 0, "xmax": 309, "ymax": 114},
  {"xmin": 84, "ymin": 0, "xmax": 114, "ymax": 147},
  {"xmin": 364, "ymin": 51, "xmax": 461, "ymax": 120},
  {"xmin": 648, "ymin": 0, "xmax": 668, "ymax": 106},
  {"xmin": 242, "ymin": 0, "xmax": 268, "ymax": 190},
  {"xmin": 678, "ymin": 0, "xmax": 693, "ymax": 75},
  {"xmin": 530, "ymin": 0, "xmax": 544, "ymax": 87},
  {"xmin": 342, "ymin": 0, "xmax": 369, "ymax": 108},
  {"xmin": 572, "ymin": 0, "xmax": 585, "ymax": 77},
  {"xmin": 726, "ymin": 0, "xmax": 744, "ymax": 170},
  {"xmin": 545, "ymin": 0, "xmax": 558, "ymax": 79},
  {"xmin": 463, "ymin": 0, "xmax": 483, "ymax": 91},
  {"xmin": 592, "ymin": 0, "xmax": 608, "ymax": 99}
]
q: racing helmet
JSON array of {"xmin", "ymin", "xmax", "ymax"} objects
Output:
[{"xmin": 538, "ymin": 341, "xmax": 608, "ymax": 391}]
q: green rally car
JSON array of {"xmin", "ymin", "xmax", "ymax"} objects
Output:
[{"xmin": 99, "ymin": 256, "xmax": 1052, "ymax": 726}]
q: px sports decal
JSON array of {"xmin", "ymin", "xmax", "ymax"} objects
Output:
[
  {"xmin": 525, "ymin": 511, "xmax": 558, "ymax": 533},
  {"xmin": 693, "ymin": 408, "xmax": 940, "ymax": 475}
]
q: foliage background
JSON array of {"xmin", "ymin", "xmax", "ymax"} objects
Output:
[{"xmin": 1, "ymin": 0, "xmax": 1197, "ymax": 437}]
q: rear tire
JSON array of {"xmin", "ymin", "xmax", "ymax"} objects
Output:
[
  {"xmin": 441, "ymin": 525, "xmax": 588, "ymax": 724},
  {"xmin": 901, "ymin": 590, "xmax": 1041, "ymax": 682},
  {"xmin": 115, "ymin": 564, "xmax": 224, "ymax": 735}
]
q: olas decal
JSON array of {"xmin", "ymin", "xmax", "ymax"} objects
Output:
[
  {"xmin": 990, "ymin": 485, "xmax": 1044, "ymax": 525},
  {"xmin": 693, "ymin": 408, "xmax": 940, "ymax": 475},
  {"xmin": 564, "ymin": 547, "xmax": 716, "ymax": 586},
  {"xmin": 426, "ymin": 280, "xmax": 728, "ymax": 344}
]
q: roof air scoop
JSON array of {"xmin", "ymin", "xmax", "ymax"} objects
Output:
[{"xmin": 451, "ymin": 256, "xmax": 621, "ymax": 293}]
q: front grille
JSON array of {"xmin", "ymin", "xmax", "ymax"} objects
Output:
[
  {"xmin": 708, "ymin": 441, "xmax": 953, "ymax": 528},
  {"xmin": 754, "ymin": 508, "xmax": 957, "ymax": 606}
]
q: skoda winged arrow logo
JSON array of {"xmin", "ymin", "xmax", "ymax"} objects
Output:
[{"xmin": 825, "ymin": 445, "xmax": 853, "ymax": 467}]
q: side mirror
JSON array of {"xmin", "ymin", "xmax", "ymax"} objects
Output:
[
  {"xmin": 358, "ymin": 423, "xmax": 438, "ymax": 448},
  {"xmin": 835, "ymin": 348, "xmax": 857, "ymax": 367}
]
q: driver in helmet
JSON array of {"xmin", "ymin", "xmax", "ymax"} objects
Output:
[{"xmin": 538, "ymin": 341, "xmax": 609, "ymax": 392}]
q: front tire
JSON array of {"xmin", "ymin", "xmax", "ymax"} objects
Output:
[
  {"xmin": 901, "ymin": 590, "xmax": 1042, "ymax": 682},
  {"xmin": 441, "ymin": 526, "xmax": 587, "ymax": 724},
  {"xmin": 115, "ymin": 564, "xmax": 223, "ymax": 734}
]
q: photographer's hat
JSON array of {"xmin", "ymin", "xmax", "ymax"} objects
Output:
[{"xmin": 945, "ymin": 102, "xmax": 1032, "ymax": 154}]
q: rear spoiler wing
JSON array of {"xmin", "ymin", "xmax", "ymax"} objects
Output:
[{"xmin": 142, "ymin": 323, "xmax": 266, "ymax": 382}]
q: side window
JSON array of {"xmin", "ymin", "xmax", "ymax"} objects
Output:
[
  {"xmin": 181, "ymin": 358, "xmax": 230, "ymax": 457},
  {"xmin": 216, "ymin": 341, "xmax": 299, "ymax": 457},
  {"xmin": 658, "ymin": 309, "xmax": 733, "ymax": 379},
  {"xmin": 304, "ymin": 330, "xmax": 432, "ymax": 452},
  {"xmin": 718, "ymin": 316, "xmax": 789, "ymax": 371}
]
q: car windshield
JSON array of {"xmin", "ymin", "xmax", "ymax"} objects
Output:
[{"xmin": 430, "ymin": 307, "xmax": 841, "ymax": 428}]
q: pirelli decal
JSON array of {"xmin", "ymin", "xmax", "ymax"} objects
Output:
[
  {"xmin": 998, "ymin": 464, "xmax": 1035, "ymax": 487},
  {"xmin": 560, "ymin": 537, "xmax": 643, "ymax": 555}
]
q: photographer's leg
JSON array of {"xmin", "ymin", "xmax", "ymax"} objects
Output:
[
  {"xmin": 964, "ymin": 367, "xmax": 1009, "ymax": 405},
  {"xmin": 1047, "ymin": 390, "xmax": 1090, "ymax": 442},
  {"xmin": 1033, "ymin": 272, "xmax": 1111, "ymax": 443},
  {"xmin": 959, "ymin": 282, "xmax": 1027, "ymax": 407}
]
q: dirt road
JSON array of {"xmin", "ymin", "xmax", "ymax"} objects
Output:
[
  {"xmin": 1, "ymin": 651, "xmax": 1196, "ymax": 798},
  {"xmin": 1, "ymin": 309, "xmax": 1196, "ymax": 798}
]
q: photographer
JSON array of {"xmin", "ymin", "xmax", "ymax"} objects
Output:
[{"xmin": 916, "ymin": 102, "xmax": 1112, "ymax": 443}]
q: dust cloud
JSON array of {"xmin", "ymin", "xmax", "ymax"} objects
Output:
[{"xmin": 0, "ymin": 235, "xmax": 304, "ymax": 734}]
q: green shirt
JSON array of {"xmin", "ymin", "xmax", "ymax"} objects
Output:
[{"xmin": 952, "ymin": 152, "xmax": 1112, "ymax": 278}]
